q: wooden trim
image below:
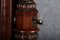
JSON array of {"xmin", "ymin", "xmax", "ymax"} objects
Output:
[
  {"xmin": 1, "ymin": 0, "xmax": 12, "ymax": 40},
  {"xmin": 0, "ymin": 0, "xmax": 2, "ymax": 40}
]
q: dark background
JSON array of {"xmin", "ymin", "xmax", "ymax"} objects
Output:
[{"xmin": 34, "ymin": 0, "xmax": 60, "ymax": 40}]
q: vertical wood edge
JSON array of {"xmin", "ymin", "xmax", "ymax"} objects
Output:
[{"xmin": 1, "ymin": 0, "xmax": 12, "ymax": 40}]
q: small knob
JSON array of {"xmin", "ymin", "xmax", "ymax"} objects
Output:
[
  {"xmin": 37, "ymin": 20, "xmax": 43, "ymax": 25},
  {"xmin": 33, "ymin": 19, "xmax": 43, "ymax": 25}
]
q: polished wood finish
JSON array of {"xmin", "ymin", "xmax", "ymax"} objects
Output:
[
  {"xmin": 0, "ymin": 0, "xmax": 12, "ymax": 40},
  {"xmin": 16, "ymin": 12, "xmax": 38, "ymax": 31},
  {"xmin": 0, "ymin": 0, "xmax": 2, "ymax": 40},
  {"xmin": 0, "ymin": 0, "xmax": 42, "ymax": 40},
  {"xmin": 15, "ymin": 0, "xmax": 40, "ymax": 40}
]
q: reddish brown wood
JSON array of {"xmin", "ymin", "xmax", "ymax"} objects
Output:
[
  {"xmin": 16, "ymin": 11, "xmax": 39, "ymax": 32},
  {"xmin": 1, "ymin": 0, "xmax": 12, "ymax": 40},
  {"xmin": 0, "ymin": 0, "xmax": 2, "ymax": 40}
]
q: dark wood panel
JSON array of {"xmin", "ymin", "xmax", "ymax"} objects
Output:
[
  {"xmin": 0, "ymin": 0, "xmax": 12, "ymax": 40},
  {"xmin": 0, "ymin": 0, "xmax": 3, "ymax": 40}
]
